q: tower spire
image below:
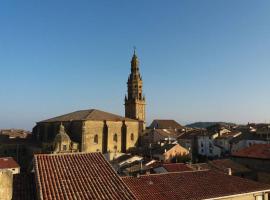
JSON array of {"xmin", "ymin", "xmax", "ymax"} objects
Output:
[
  {"xmin": 133, "ymin": 46, "xmax": 136, "ymax": 56},
  {"xmin": 125, "ymin": 49, "xmax": 146, "ymax": 126}
]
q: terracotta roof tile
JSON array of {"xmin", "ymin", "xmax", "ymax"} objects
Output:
[
  {"xmin": 232, "ymin": 144, "xmax": 270, "ymax": 159},
  {"xmin": 122, "ymin": 170, "xmax": 270, "ymax": 200},
  {"xmin": 149, "ymin": 120, "xmax": 183, "ymax": 129},
  {"xmin": 162, "ymin": 163, "xmax": 193, "ymax": 172},
  {"xmin": 0, "ymin": 157, "xmax": 19, "ymax": 169},
  {"xmin": 209, "ymin": 159, "xmax": 251, "ymax": 173},
  {"xmin": 39, "ymin": 109, "xmax": 137, "ymax": 123},
  {"xmin": 34, "ymin": 152, "xmax": 136, "ymax": 200}
]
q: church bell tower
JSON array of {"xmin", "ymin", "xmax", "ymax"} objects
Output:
[{"xmin": 125, "ymin": 49, "xmax": 146, "ymax": 127}]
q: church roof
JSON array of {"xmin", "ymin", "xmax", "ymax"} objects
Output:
[{"xmin": 39, "ymin": 109, "xmax": 137, "ymax": 123}]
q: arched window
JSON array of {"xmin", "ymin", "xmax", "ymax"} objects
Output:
[
  {"xmin": 113, "ymin": 134, "xmax": 118, "ymax": 142},
  {"xmin": 94, "ymin": 135, "xmax": 98, "ymax": 144},
  {"xmin": 131, "ymin": 133, "xmax": 134, "ymax": 141}
]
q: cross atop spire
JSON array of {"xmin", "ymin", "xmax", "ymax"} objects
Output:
[{"xmin": 133, "ymin": 46, "xmax": 136, "ymax": 55}]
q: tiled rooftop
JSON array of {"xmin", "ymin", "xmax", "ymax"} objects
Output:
[
  {"xmin": 232, "ymin": 144, "xmax": 270, "ymax": 159},
  {"xmin": 34, "ymin": 152, "xmax": 136, "ymax": 200},
  {"xmin": 0, "ymin": 157, "xmax": 19, "ymax": 169},
  {"xmin": 209, "ymin": 159, "xmax": 251, "ymax": 173},
  {"xmin": 40, "ymin": 109, "xmax": 136, "ymax": 123},
  {"xmin": 162, "ymin": 163, "xmax": 193, "ymax": 172},
  {"xmin": 122, "ymin": 170, "xmax": 270, "ymax": 200},
  {"xmin": 149, "ymin": 120, "xmax": 183, "ymax": 129}
]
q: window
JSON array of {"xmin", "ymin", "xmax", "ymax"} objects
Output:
[
  {"xmin": 94, "ymin": 135, "xmax": 98, "ymax": 144},
  {"xmin": 113, "ymin": 134, "xmax": 118, "ymax": 142},
  {"xmin": 63, "ymin": 145, "xmax": 67, "ymax": 151},
  {"xmin": 255, "ymin": 195, "xmax": 263, "ymax": 200},
  {"xmin": 201, "ymin": 143, "xmax": 204, "ymax": 147},
  {"xmin": 131, "ymin": 133, "xmax": 134, "ymax": 141}
]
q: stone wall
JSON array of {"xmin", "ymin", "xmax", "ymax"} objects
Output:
[
  {"xmin": 125, "ymin": 121, "xmax": 139, "ymax": 150},
  {"xmin": 220, "ymin": 192, "xmax": 269, "ymax": 200},
  {"xmin": 106, "ymin": 121, "xmax": 123, "ymax": 153},
  {"xmin": 83, "ymin": 121, "xmax": 104, "ymax": 153},
  {"xmin": 0, "ymin": 170, "xmax": 13, "ymax": 200},
  {"xmin": 34, "ymin": 119, "xmax": 139, "ymax": 154}
]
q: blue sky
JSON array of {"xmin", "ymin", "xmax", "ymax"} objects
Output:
[{"xmin": 0, "ymin": 0, "xmax": 270, "ymax": 130}]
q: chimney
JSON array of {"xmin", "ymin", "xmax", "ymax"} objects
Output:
[{"xmin": 227, "ymin": 168, "xmax": 232, "ymax": 176}]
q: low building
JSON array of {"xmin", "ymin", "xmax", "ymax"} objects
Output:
[
  {"xmin": 232, "ymin": 144, "xmax": 270, "ymax": 171},
  {"xmin": 144, "ymin": 129, "xmax": 179, "ymax": 144},
  {"xmin": 122, "ymin": 170, "xmax": 270, "ymax": 200},
  {"xmin": 149, "ymin": 119, "xmax": 184, "ymax": 130},
  {"xmin": 197, "ymin": 133, "xmax": 222, "ymax": 158},
  {"xmin": 214, "ymin": 131, "xmax": 242, "ymax": 154},
  {"xmin": 232, "ymin": 144, "xmax": 270, "ymax": 184},
  {"xmin": 151, "ymin": 143, "xmax": 189, "ymax": 162},
  {"xmin": 230, "ymin": 131, "xmax": 268, "ymax": 153},
  {"xmin": 143, "ymin": 120, "xmax": 185, "ymax": 145},
  {"xmin": 0, "ymin": 157, "xmax": 20, "ymax": 174},
  {"xmin": 208, "ymin": 159, "xmax": 253, "ymax": 178}
]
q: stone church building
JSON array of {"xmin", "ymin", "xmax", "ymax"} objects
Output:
[{"xmin": 33, "ymin": 51, "xmax": 146, "ymax": 155}]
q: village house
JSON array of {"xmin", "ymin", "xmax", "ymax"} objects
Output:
[
  {"xmin": 150, "ymin": 143, "xmax": 189, "ymax": 162},
  {"xmin": 230, "ymin": 131, "xmax": 268, "ymax": 153},
  {"xmin": 143, "ymin": 119, "xmax": 185, "ymax": 145},
  {"xmin": 214, "ymin": 131, "xmax": 242, "ymax": 155},
  {"xmin": 197, "ymin": 132, "xmax": 222, "ymax": 158},
  {"xmin": 232, "ymin": 144, "xmax": 270, "ymax": 184},
  {"xmin": 0, "ymin": 157, "xmax": 20, "ymax": 175}
]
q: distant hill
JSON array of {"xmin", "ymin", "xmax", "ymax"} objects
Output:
[{"xmin": 186, "ymin": 122, "xmax": 236, "ymax": 129}]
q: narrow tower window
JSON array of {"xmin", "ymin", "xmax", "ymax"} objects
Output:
[
  {"xmin": 94, "ymin": 135, "xmax": 98, "ymax": 144},
  {"xmin": 113, "ymin": 134, "xmax": 118, "ymax": 142},
  {"xmin": 131, "ymin": 133, "xmax": 134, "ymax": 141}
]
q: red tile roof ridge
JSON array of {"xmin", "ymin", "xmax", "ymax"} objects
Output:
[
  {"xmin": 122, "ymin": 169, "xmax": 210, "ymax": 179},
  {"xmin": 232, "ymin": 144, "xmax": 270, "ymax": 159},
  {"xmin": 35, "ymin": 151, "xmax": 100, "ymax": 156},
  {"xmin": 0, "ymin": 157, "xmax": 20, "ymax": 169}
]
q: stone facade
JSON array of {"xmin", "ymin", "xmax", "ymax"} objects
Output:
[
  {"xmin": 33, "ymin": 109, "xmax": 140, "ymax": 154},
  {"xmin": 0, "ymin": 170, "xmax": 13, "ymax": 200},
  {"xmin": 125, "ymin": 50, "xmax": 146, "ymax": 130},
  {"xmin": 32, "ymin": 52, "xmax": 145, "ymax": 155}
]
